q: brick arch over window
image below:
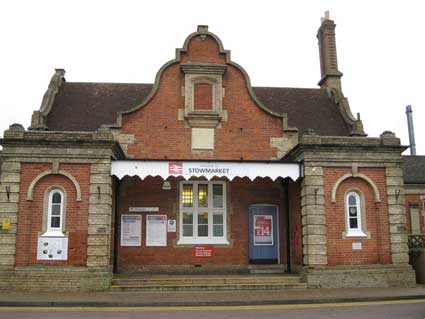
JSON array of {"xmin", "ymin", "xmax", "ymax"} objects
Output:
[
  {"xmin": 331, "ymin": 173, "xmax": 381, "ymax": 203},
  {"xmin": 26, "ymin": 170, "xmax": 82, "ymax": 201}
]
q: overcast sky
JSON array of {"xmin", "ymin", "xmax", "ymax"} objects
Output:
[{"xmin": 1, "ymin": 0, "xmax": 424, "ymax": 155}]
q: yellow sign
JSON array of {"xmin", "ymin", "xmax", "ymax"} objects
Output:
[{"xmin": 2, "ymin": 219, "xmax": 11, "ymax": 230}]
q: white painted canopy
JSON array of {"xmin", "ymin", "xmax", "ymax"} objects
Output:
[{"xmin": 111, "ymin": 160, "xmax": 301, "ymax": 181}]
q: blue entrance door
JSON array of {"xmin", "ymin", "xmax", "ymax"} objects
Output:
[{"xmin": 249, "ymin": 205, "xmax": 279, "ymax": 263}]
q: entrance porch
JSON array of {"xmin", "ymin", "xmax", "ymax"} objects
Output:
[{"xmin": 111, "ymin": 160, "xmax": 302, "ymax": 276}]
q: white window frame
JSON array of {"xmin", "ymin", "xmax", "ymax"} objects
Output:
[
  {"xmin": 43, "ymin": 189, "xmax": 65, "ymax": 237},
  {"xmin": 178, "ymin": 181, "xmax": 229, "ymax": 245},
  {"xmin": 345, "ymin": 191, "xmax": 367, "ymax": 237}
]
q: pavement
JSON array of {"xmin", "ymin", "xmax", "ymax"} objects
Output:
[{"xmin": 1, "ymin": 286, "xmax": 425, "ymax": 307}]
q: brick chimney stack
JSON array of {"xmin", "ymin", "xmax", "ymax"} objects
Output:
[{"xmin": 317, "ymin": 11, "xmax": 343, "ymax": 90}]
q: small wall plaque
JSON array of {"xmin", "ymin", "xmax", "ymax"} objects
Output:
[
  {"xmin": 352, "ymin": 242, "xmax": 362, "ymax": 250},
  {"xmin": 129, "ymin": 207, "xmax": 159, "ymax": 213}
]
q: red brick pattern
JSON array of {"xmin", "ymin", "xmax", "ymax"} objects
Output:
[
  {"xmin": 117, "ymin": 176, "xmax": 289, "ymax": 267},
  {"xmin": 324, "ymin": 168, "xmax": 391, "ymax": 265},
  {"xmin": 16, "ymin": 163, "xmax": 90, "ymax": 266},
  {"xmin": 194, "ymin": 83, "xmax": 212, "ymax": 110},
  {"xmin": 181, "ymin": 36, "xmax": 226, "ymax": 64},
  {"xmin": 121, "ymin": 34, "xmax": 284, "ymax": 160},
  {"xmin": 289, "ymin": 181, "xmax": 303, "ymax": 266}
]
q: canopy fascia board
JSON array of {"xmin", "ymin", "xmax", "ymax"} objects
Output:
[{"xmin": 111, "ymin": 160, "xmax": 302, "ymax": 181}]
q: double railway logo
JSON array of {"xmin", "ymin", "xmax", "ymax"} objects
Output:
[{"xmin": 168, "ymin": 162, "xmax": 183, "ymax": 174}]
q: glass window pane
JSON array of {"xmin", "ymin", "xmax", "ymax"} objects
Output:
[
  {"xmin": 52, "ymin": 204, "xmax": 61, "ymax": 216},
  {"xmin": 182, "ymin": 212, "xmax": 193, "ymax": 224},
  {"xmin": 349, "ymin": 207, "xmax": 357, "ymax": 217},
  {"xmin": 348, "ymin": 195, "xmax": 356, "ymax": 206},
  {"xmin": 183, "ymin": 225, "xmax": 193, "ymax": 236},
  {"xmin": 213, "ymin": 225, "xmax": 223, "ymax": 237},
  {"xmin": 51, "ymin": 216, "xmax": 60, "ymax": 228},
  {"xmin": 213, "ymin": 213, "xmax": 223, "ymax": 225},
  {"xmin": 182, "ymin": 185, "xmax": 193, "ymax": 207},
  {"xmin": 52, "ymin": 193, "xmax": 61, "ymax": 204},
  {"xmin": 349, "ymin": 218, "xmax": 358, "ymax": 229},
  {"xmin": 198, "ymin": 225, "xmax": 208, "ymax": 237},
  {"xmin": 198, "ymin": 212, "xmax": 208, "ymax": 224},
  {"xmin": 213, "ymin": 184, "xmax": 223, "ymax": 208},
  {"xmin": 198, "ymin": 184, "xmax": 208, "ymax": 207}
]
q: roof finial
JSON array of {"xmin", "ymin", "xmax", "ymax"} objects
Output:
[
  {"xmin": 197, "ymin": 25, "xmax": 209, "ymax": 33},
  {"xmin": 321, "ymin": 11, "xmax": 330, "ymax": 23},
  {"xmin": 197, "ymin": 25, "xmax": 209, "ymax": 40},
  {"xmin": 350, "ymin": 112, "xmax": 367, "ymax": 137}
]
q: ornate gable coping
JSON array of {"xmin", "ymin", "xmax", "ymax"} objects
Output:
[
  {"xmin": 106, "ymin": 25, "xmax": 294, "ymax": 132},
  {"xmin": 29, "ymin": 69, "xmax": 66, "ymax": 131}
]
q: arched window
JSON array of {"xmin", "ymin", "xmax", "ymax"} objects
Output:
[
  {"xmin": 47, "ymin": 189, "xmax": 64, "ymax": 234},
  {"xmin": 345, "ymin": 191, "xmax": 366, "ymax": 237}
]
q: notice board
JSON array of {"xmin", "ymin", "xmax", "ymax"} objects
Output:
[
  {"xmin": 146, "ymin": 215, "xmax": 167, "ymax": 246},
  {"xmin": 121, "ymin": 214, "xmax": 142, "ymax": 246}
]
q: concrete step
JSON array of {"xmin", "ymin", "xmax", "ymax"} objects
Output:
[
  {"xmin": 111, "ymin": 274, "xmax": 307, "ymax": 291},
  {"xmin": 111, "ymin": 282, "xmax": 307, "ymax": 292},
  {"xmin": 248, "ymin": 265, "xmax": 286, "ymax": 274},
  {"xmin": 112, "ymin": 275, "xmax": 303, "ymax": 286}
]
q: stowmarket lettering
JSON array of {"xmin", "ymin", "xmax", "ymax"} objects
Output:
[
  {"xmin": 188, "ymin": 167, "xmax": 230, "ymax": 174},
  {"xmin": 168, "ymin": 162, "xmax": 239, "ymax": 177}
]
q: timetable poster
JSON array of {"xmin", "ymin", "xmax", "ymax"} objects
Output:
[
  {"xmin": 146, "ymin": 215, "xmax": 167, "ymax": 246},
  {"xmin": 121, "ymin": 214, "xmax": 142, "ymax": 246}
]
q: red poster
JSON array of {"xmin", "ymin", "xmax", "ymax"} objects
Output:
[
  {"xmin": 193, "ymin": 246, "xmax": 214, "ymax": 258},
  {"xmin": 254, "ymin": 215, "xmax": 273, "ymax": 246}
]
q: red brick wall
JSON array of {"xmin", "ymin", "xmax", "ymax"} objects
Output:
[
  {"xmin": 16, "ymin": 163, "xmax": 90, "ymax": 266},
  {"xmin": 405, "ymin": 194, "xmax": 425, "ymax": 233},
  {"xmin": 181, "ymin": 35, "xmax": 226, "ymax": 64},
  {"xmin": 289, "ymin": 180, "xmax": 303, "ymax": 267},
  {"xmin": 194, "ymin": 83, "xmax": 212, "ymax": 110},
  {"xmin": 324, "ymin": 168, "xmax": 391, "ymax": 265},
  {"xmin": 116, "ymin": 176, "xmax": 289, "ymax": 268},
  {"xmin": 120, "ymin": 34, "xmax": 284, "ymax": 160}
]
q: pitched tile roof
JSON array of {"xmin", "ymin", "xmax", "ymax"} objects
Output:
[
  {"xmin": 46, "ymin": 82, "xmax": 153, "ymax": 132},
  {"xmin": 45, "ymin": 82, "xmax": 351, "ymax": 136},
  {"xmin": 403, "ymin": 155, "xmax": 425, "ymax": 184},
  {"xmin": 253, "ymin": 87, "xmax": 351, "ymax": 136}
]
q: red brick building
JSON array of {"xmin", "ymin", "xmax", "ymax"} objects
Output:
[{"xmin": 0, "ymin": 14, "xmax": 420, "ymax": 291}]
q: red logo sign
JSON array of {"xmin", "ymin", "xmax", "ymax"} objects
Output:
[
  {"xmin": 169, "ymin": 162, "xmax": 183, "ymax": 174},
  {"xmin": 194, "ymin": 246, "xmax": 214, "ymax": 258}
]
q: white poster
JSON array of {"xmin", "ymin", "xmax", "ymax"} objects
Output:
[
  {"xmin": 121, "ymin": 214, "xmax": 142, "ymax": 246},
  {"xmin": 146, "ymin": 215, "xmax": 167, "ymax": 246}
]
